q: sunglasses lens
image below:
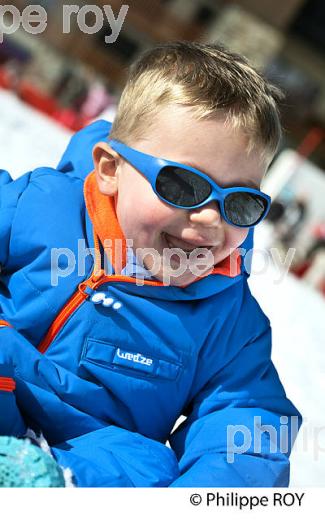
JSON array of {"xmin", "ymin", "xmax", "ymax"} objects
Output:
[
  {"xmin": 156, "ymin": 166, "xmax": 211, "ymax": 207},
  {"xmin": 225, "ymin": 192, "xmax": 268, "ymax": 226}
]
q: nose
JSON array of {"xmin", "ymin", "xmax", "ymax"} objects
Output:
[{"xmin": 189, "ymin": 201, "xmax": 222, "ymax": 227}]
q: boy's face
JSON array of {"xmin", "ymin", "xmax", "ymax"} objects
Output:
[{"xmin": 94, "ymin": 105, "xmax": 268, "ymax": 286}]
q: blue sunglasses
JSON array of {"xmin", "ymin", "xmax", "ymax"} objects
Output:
[{"xmin": 108, "ymin": 139, "xmax": 271, "ymax": 228}]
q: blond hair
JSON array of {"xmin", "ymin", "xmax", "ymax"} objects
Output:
[{"xmin": 110, "ymin": 41, "xmax": 283, "ymax": 159}]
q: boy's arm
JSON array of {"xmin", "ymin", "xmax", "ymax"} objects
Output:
[
  {"xmin": 51, "ymin": 426, "xmax": 179, "ymax": 487},
  {"xmin": 0, "ymin": 170, "xmax": 32, "ymax": 268},
  {"xmin": 0, "ymin": 322, "xmax": 180, "ymax": 487},
  {"xmin": 169, "ymin": 319, "xmax": 302, "ymax": 487},
  {"xmin": 0, "ymin": 170, "xmax": 32, "ymax": 437},
  {"xmin": 0, "ymin": 169, "xmax": 179, "ymax": 487}
]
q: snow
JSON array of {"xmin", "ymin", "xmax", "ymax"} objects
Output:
[
  {"xmin": 249, "ymin": 225, "xmax": 325, "ymax": 486},
  {"xmin": 0, "ymin": 88, "xmax": 71, "ymax": 179}
]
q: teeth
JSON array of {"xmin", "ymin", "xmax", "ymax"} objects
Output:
[{"xmin": 165, "ymin": 234, "xmax": 211, "ymax": 253}]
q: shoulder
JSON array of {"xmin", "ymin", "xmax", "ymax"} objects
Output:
[
  {"xmin": 1, "ymin": 167, "xmax": 87, "ymax": 271},
  {"xmin": 0, "ymin": 120, "xmax": 113, "ymax": 270},
  {"xmin": 238, "ymin": 277, "xmax": 271, "ymax": 342},
  {"xmin": 56, "ymin": 119, "xmax": 112, "ymax": 180},
  {"xmin": 1, "ymin": 118, "xmax": 112, "ymax": 208}
]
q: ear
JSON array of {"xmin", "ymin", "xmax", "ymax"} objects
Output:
[{"xmin": 93, "ymin": 142, "xmax": 120, "ymax": 196}]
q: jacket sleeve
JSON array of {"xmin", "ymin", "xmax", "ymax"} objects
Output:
[
  {"xmin": 0, "ymin": 361, "xmax": 26, "ymax": 437},
  {"xmin": 0, "ymin": 169, "xmax": 179, "ymax": 487},
  {"xmin": 0, "ymin": 170, "xmax": 32, "ymax": 437},
  {"xmin": 0, "ymin": 170, "xmax": 32, "ymax": 268},
  {"xmin": 0, "ymin": 322, "xmax": 180, "ymax": 487},
  {"xmin": 51, "ymin": 426, "xmax": 179, "ymax": 487},
  {"xmin": 169, "ymin": 315, "xmax": 302, "ymax": 487}
]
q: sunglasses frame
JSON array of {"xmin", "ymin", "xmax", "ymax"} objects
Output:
[{"xmin": 108, "ymin": 139, "xmax": 271, "ymax": 228}]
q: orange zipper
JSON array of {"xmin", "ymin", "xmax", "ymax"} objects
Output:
[
  {"xmin": 38, "ymin": 271, "xmax": 103, "ymax": 354},
  {"xmin": 38, "ymin": 232, "xmax": 103, "ymax": 354},
  {"xmin": 37, "ymin": 231, "xmax": 241, "ymax": 355},
  {"xmin": 37, "ymin": 234, "xmax": 163, "ymax": 354}
]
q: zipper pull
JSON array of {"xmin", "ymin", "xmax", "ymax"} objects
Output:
[
  {"xmin": 78, "ymin": 271, "xmax": 122, "ymax": 310},
  {"xmin": 78, "ymin": 270, "xmax": 105, "ymax": 297},
  {"xmin": 79, "ymin": 285, "xmax": 96, "ymax": 298}
]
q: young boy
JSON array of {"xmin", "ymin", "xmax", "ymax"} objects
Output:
[{"xmin": 0, "ymin": 41, "xmax": 301, "ymax": 487}]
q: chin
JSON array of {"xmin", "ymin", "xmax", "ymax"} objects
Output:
[
  {"xmin": 160, "ymin": 275, "xmax": 196, "ymax": 287},
  {"xmin": 212, "ymin": 249, "xmax": 228, "ymax": 265},
  {"xmin": 157, "ymin": 267, "xmax": 212, "ymax": 287}
]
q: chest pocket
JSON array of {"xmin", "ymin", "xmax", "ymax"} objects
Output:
[{"xmin": 80, "ymin": 337, "xmax": 183, "ymax": 382}]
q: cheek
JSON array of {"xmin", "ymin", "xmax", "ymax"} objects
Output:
[
  {"xmin": 115, "ymin": 177, "xmax": 173, "ymax": 239},
  {"xmin": 225, "ymin": 226, "xmax": 249, "ymax": 249}
]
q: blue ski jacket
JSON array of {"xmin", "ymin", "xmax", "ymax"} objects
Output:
[{"xmin": 0, "ymin": 120, "xmax": 301, "ymax": 487}]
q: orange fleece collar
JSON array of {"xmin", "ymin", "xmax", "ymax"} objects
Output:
[{"xmin": 83, "ymin": 172, "xmax": 241, "ymax": 280}]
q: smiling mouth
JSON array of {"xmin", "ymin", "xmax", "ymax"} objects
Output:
[{"xmin": 163, "ymin": 233, "xmax": 215, "ymax": 255}]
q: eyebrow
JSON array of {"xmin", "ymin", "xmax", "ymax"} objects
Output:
[
  {"xmin": 186, "ymin": 161, "xmax": 261, "ymax": 191},
  {"xmin": 228, "ymin": 180, "xmax": 261, "ymax": 190}
]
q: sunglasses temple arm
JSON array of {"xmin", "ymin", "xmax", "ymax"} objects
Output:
[{"xmin": 109, "ymin": 140, "xmax": 158, "ymax": 183}]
